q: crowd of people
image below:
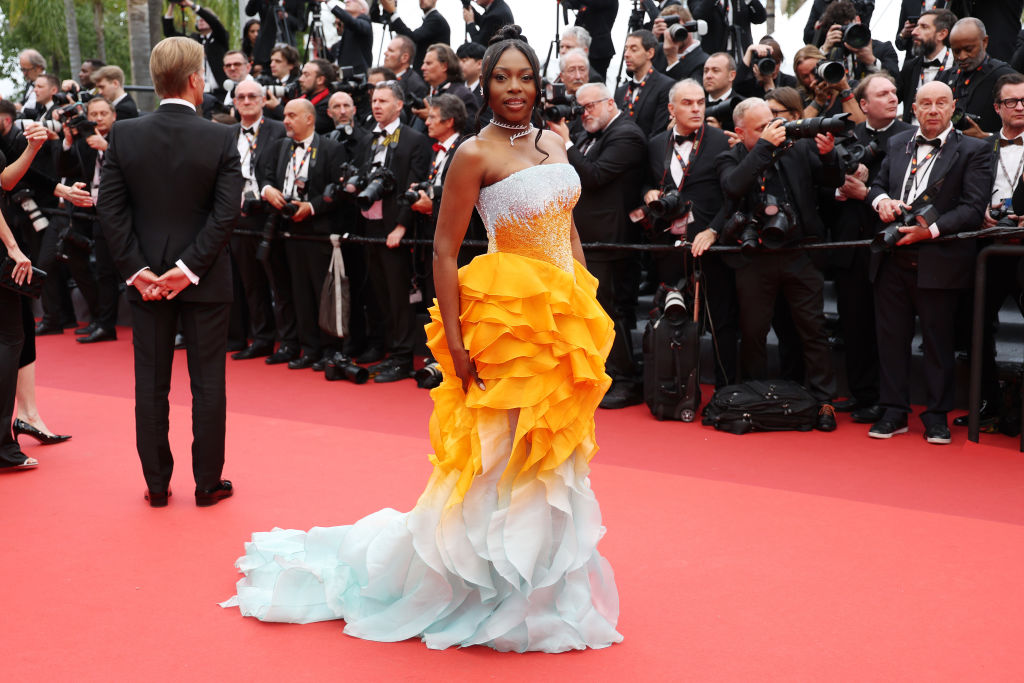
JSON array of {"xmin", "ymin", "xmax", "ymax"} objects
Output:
[{"xmin": 4, "ymin": 0, "xmax": 1024, "ymax": 474}]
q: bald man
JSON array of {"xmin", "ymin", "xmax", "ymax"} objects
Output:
[
  {"xmin": 258, "ymin": 98, "xmax": 346, "ymax": 370},
  {"xmin": 938, "ymin": 17, "xmax": 1016, "ymax": 137},
  {"xmin": 866, "ymin": 80, "xmax": 993, "ymax": 444}
]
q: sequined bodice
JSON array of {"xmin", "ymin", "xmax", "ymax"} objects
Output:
[{"xmin": 476, "ymin": 163, "xmax": 581, "ymax": 273}]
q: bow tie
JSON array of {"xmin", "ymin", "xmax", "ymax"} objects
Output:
[
  {"xmin": 707, "ymin": 99, "xmax": 722, "ymax": 108},
  {"xmin": 629, "ymin": 79, "xmax": 642, "ymax": 88},
  {"xmin": 916, "ymin": 135, "xmax": 940, "ymax": 147},
  {"xmin": 292, "ymin": 141, "xmax": 305, "ymax": 150},
  {"xmin": 922, "ymin": 59, "xmax": 943, "ymax": 68},
  {"xmin": 242, "ymin": 127, "xmax": 255, "ymax": 136},
  {"xmin": 372, "ymin": 129, "xmax": 388, "ymax": 139},
  {"xmin": 999, "ymin": 137, "xmax": 1024, "ymax": 147},
  {"xmin": 674, "ymin": 133, "xmax": 695, "ymax": 145},
  {"xmin": 432, "ymin": 142, "xmax": 445, "ymax": 152}
]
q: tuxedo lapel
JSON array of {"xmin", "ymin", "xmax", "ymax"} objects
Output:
[
  {"xmin": 925, "ymin": 131, "xmax": 961, "ymax": 194},
  {"xmin": 275, "ymin": 139, "xmax": 291, "ymax": 186}
]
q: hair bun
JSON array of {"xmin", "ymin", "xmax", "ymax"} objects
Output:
[{"xmin": 489, "ymin": 24, "xmax": 526, "ymax": 46}]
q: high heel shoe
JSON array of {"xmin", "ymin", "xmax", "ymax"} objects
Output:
[{"xmin": 13, "ymin": 419, "xmax": 72, "ymax": 445}]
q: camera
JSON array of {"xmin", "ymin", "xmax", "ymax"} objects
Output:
[
  {"xmin": 663, "ymin": 18, "xmax": 708, "ymax": 43},
  {"xmin": 253, "ymin": 194, "xmax": 300, "ymax": 263},
  {"xmin": 324, "ymin": 352, "xmax": 370, "ymax": 384},
  {"xmin": 813, "ymin": 59, "xmax": 846, "ymax": 85},
  {"xmin": 720, "ymin": 210, "xmax": 759, "ymax": 255},
  {"xmin": 870, "ymin": 204, "xmax": 940, "ymax": 253},
  {"xmin": 840, "ymin": 24, "xmax": 871, "ymax": 50},
  {"xmin": 906, "ymin": 15, "xmax": 920, "ymax": 25},
  {"xmin": 784, "ymin": 113, "xmax": 850, "ymax": 139},
  {"xmin": 542, "ymin": 82, "xmax": 582, "ymax": 122},
  {"xmin": 10, "ymin": 189, "xmax": 49, "ymax": 232},
  {"xmin": 54, "ymin": 101, "xmax": 98, "ymax": 137},
  {"xmin": 951, "ymin": 108, "xmax": 980, "ymax": 132},
  {"xmin": 833, "ymin": 137, "xmax": 883, "ymax": 175},
  {"xmin": 355, "ymin": 164, "xmax": 397, "ymax": 211},
  {"xmin": 988, "ymin": 205, "xmax": 1018, "ymax": 227},
  {"xmin": 705, "ymin": 98, "xmax": 738, "ymax": 128},
  {"xmin": 265, "ymin": 80, "xmax": 302, "ymax": 102},
  {"xmin": 753, "ymin": 195, "xmax": 795, "ymax": 249},
  {"xmin": 648, "ymin": 191, "xmax": 691, "ymax": 222},
  {"xmin": 402, "ymin": 181, "xmax": 435, "ymax": 205},
  {"xmin": 331, "ymin": 66, "xmax": 368, "ymax": 95},
  {"xmin": 323, "ymin": 162, "xmax": 361, "ymax": 204},
  {"xmin": 414, "ymin": 360, "xmax": 443, "ymax": 390},
  {"xmin": 56, "ymin": 225, "xmax": 94, "ymax": 263},
  {"xmin": 755, "ymin": 56, "xmax": 777, "ymax": 75}
]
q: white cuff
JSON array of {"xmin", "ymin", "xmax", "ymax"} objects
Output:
[
  {"xmin": 871, "ymin": 193, "xmax": 890, "ymax": 211},
  {"xmin": 565, "ymin": 140, "xmax": 574, "ymax": 150},
  {"xmin": 175, "ymin": 259, "xmax": 200, "ymax": 285},
  {"xmin": 126, "ymin": 266, "xmax": 149, "ymax": 286},
  {"xmin": 927, "ymin": 222, "xmax": 940, "ymax": 239}
]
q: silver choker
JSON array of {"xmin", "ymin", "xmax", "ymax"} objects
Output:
[{"xmin": 491, "ymin": 118, "xmax": 533, "ymax": 146}]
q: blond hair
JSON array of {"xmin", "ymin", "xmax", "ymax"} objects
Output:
[
  {"xmin": 150, "ymin": 37, "xmax": 204, "ymax": 98},
  {"xmin": 92, "ymin": 65, "xmax": 125, "ymax": 87}
]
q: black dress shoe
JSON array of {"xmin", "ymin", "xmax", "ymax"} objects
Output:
[
  {"xmin": 953, "ymin": 400, "xmax": 999, "ymax": 427},
  {"xmin": 924, "ymin": 422, "xmax": 952, "ymax": 445},
  {"xmin": 356, "ymin": 347, "xmax": 385, "ymax": 364},
  {"xmin": 174, "ymin": 333, "xmax": 186, "ymax": 349},
  {"xmin": 232, "ymin": 341, "xmax": 274, "ymax": 360},
  {"xmin": 851, "ymin": 404, "xmax": 884, "ymax": 424},
  {"xmin": 832, "ymin": 397, "xmax": 860, "ymax": 412},
  {"xmin": 12, "ymin": 419, "xmax": 71, "ymax": 445},
  {"xmin": 288, "ymin": 354, "xmax": 320, "ymax": 370},
  {"xmin": 195, "ymin": 480, "xmax": 233, "ymax": 507},
  {"xmin": 373, "ymin": 363, "xmax": 412, "ymax": 383},
  {"xmin": 312, "ymin": 357, "xmax": 329, "ymax": 372},
  {"xmin": 868, "ymin": 416, "xmax": 909, "ymax": 439},
  {"xmin": 815, "ymin": 403, "xmax": 838, "ymax": 432},
  {"xmin": 76, "ymin": 326, "xmax": 117, "ymax": 344},
  {"xmin": 145, "ymin": 489, "xmax": 171, "ymax": 508},
  {"xmin": 75, "ymin": 321, "xmax": 98, "ymax": 335},
  {"xmin": 599, "ymin": 383, "xmax": 643, "ymax": 410},
  {"xmin": 34, "ymin": 322, "xmax": 63, "ymax": 335},
  {"xmin": 265, "ymin": 345, "xmax": 299, "ymax": 365}
]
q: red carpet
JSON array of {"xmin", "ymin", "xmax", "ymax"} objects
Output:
[{"xmin": 4, "ymin": 327, "xmax": 1024, "ymax": 681}]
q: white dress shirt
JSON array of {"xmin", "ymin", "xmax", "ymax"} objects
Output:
[
  {"xmin": 361, "ymin": 118, "xmax": 401, "ymax": 220},
  {"xmin": 992, "ymin": 130, "xmax": 1024, "ymax": 207},
  {"xmin": 871, "ymin": 124, "xmax": 953, "ymax": 238}
]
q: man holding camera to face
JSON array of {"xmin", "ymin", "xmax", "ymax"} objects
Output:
[
  {"xmin": 793, "ymin": 45, "xmax": 865, "ymax": 123},
  {"xmin": 162, "ymin": 0, "xmax": 230, "ymax": 100},
  {"xmin": 716, "ymin": 97, "xmax": 845, "ymax": 431},
  {"xmin": 816, "ymin": 0, "xmax": 898, "ymax": 82},
  {"xmin": 736, "ymin": 37, "xmax": 798, "ymax": 99},
  {"xmin": 652, "ymin": 7, "xmax": 709, "ymax": 83}
]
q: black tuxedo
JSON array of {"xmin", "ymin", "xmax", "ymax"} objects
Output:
[
  {"xmin": 328, "ymin": 7, "xmax": 373, "ymax": 74},
  {"xmin": 866, "ymin": 127, "xmax": 992, "ymax": 424},
  {"xmin": 896, "ymin": 54, "xmax": 927, "ymax": 122},
  {"xmin": 690, "ymin": 0, "xmax": 767, "ymax": 60},
  {"xmin": 938, "ymin": 57, "xmax": 1017, "ymax": 135},
  {"xmin": 614, "ymin": 69, "xmax": 673, "ymax": 138},
  {"xmin": 245, "ymin": 0, "xmax": 304, "ymax": 65},
  {"xmin": 113, "ymin": 93, "xmax": 139, "ymax": 120},
  {"xmin": 467, "ymin": 0, "xmax": 514, "ymax": 47},
  {"xmin": 950, "ymin": 0, "xmax": 1024, "ymax": 62},
  {"xmin": 163, "ymin": 7, "xmax": 229, "ymax": 99},
  {"xmin": 665, "ymin": 46, "xmax": 710, "ymax": 83},
  {"xmin": 573, "ymin": 0, "xmax": 618, "ymax": 79},
  {"xmin": 96, "ymin": 102, "xmax": 243, "ymax": 495},
  {"xmin": 1012, "ymin": 29, "xmax": 1024, "ymax": 73},
  {"xmin": 389, "ymin": 9, "xmax": 450, "ymax": 73}
]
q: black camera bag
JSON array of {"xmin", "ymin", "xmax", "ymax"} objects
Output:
[
  {"xmin": 701, "ymin": 380, "xmax": 818, "ymax": 434},
  {"xmin": 642, "ymin": 284, "xmax": 701, "ymax": 422}
]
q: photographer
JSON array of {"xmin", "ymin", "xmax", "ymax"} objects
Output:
[
  {"xmin": 736, "ymin": 37, "xmax": 798, "ymax": 99},
  {"xmin": 25, "ymin": 75, "xmax": 61, "ymax": 121},
  {"xmin": 703, "ymin": 52, "xmax": 744, "ymax": 131},
  {"xmin": 615, "ymin": 30, "xmax": 673, "ymax": 138},
  {"xmin": 378, "ymin": 0, "xmax": 450, "ymax": 74},
  {"xmin": 938, "ymin": 18, "xmax": 1016, "ymax": 138},
  {"xmin": 322, "ymin": 0, "xmax": 373, "ymax": 75},
  {"xmin": 298, "ymin": 59, "xmax": 338, "ymax": 134},
  {"xmin": 717, "ymin": 97, "xmax": 844, "ymax": 431},
  {"xmin": 163, "ymin": 0, "xmax": 229, "ymax": 99},
  {"xmin": 76, "ymin": 59, "xmax": 105, "ymax": 95},
  {"xmin": 463, "ymin": 0, "xmax": 514, "ymax": 48},
  {"xmin": 245, "ymin": 0, "xmax": 304, "ymax": 68},
  {"xmin": 352, "ymin": 81, "xmax": 430, "ymax": 383},
  {"xmin": 557, "ymin": 48, "xmax": 591, "ymax": 102},
  {"xmin": 645, "ymin": 79, "xmax": 737, "ymax": 388},
  {"xmin": 549, "ymin": 83, "xmax": 648, "ymax": 408},
  {"xmin": 689, "ymin": 0, "xmax": 767, "ymax": 62},
  {"xmin": 262, "ymin": 45, "xmax": 301, "ymax": 119},
  {"xmin": 897, "ymin": 9, "xmax": 956, "ymax": 124},
  {"xmin": 258, "ymin": 99, "xmax": 346, "ymax": 370},
  {"xmin": 415, "ymin": 44, "xmax": 478, "ymax": 133},
  {"xmin": 565, "ymin": 0, "xmax": 618, "ymax": 81},
  {"xmin": 221, "ymin": 51, "xmax": 256, "ymax": 111},
  {"xmin": 793, "ymin": 45, "xmax": 865, "ymax": 123},
  {"xmin": 555, "ymin": 26, "xmax": 603, "ymax": 84},
  {"xmin": 816, "ymin": 0, "xmax": 898, "ymax": 82},
  {"xmin": 652, "ymin": 7, "xmax": 709, "ymax": 82},
  {"xmin": 803, "ymin": 0, "xmax": 874, "ymax": 46},
  {"xmin": 866, "ymin": 81, "xmax": 991, "ymax": 443},
  {"xmin": 16, "ymin": 50, "xmax": 46, "ymax": 113},
  {"xmin": 54, "ymin": 97, "xmax": 122, "ymax": 344},
  {"xmin": 92, "ymin": 66, "xmax": 139, "ymax": 120}
]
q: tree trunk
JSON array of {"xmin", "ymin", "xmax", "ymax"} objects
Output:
[
  {"xmin": 92, "ymin": 0, "xmax": 106, "ymax": 62},
  {"xmin": 64, "ymin": 0, "xmax": 81, "ymax": 76},
  {"xmin": 766, "ymin": 0, "xmax": 775, "ymax": 33},
  {"xmin": 127, "ymin": 0, "xmax": 152, "ymax": 86},
  {"xmin": 148, "ymin": 0, "xmax": 163, "ymax": 46}
]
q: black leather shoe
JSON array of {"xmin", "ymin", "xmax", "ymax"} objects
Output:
[
  {"xmin": 815, "ymin": 403, "xmax": 838, "ymax": 432},
  {"xmin": 832, "ymin": 397, "xmax": 860, "ymax": 412},
  {"xmin": 145, "ymin": 489, "xmax": 171, "ymax": 508},
  {"xmin": 34, "ymin": 322, "xmax": 63, "ymax": 335},
  {"xmin": 851, "ymin": 404, "xmax": 884, "ymax": 424},
  {"xmin": 953, "ymin": 400, "xmax": 999, "ymax": 427},
  {"xmin": 373, "ymin": 363, "xmax": 412, "ymax": 383},
  {"xmin": 174, "ymin": 333, "xmax": 186, "ymax": 350},
  {"xmin": 312, "ymin": 357, "xmax": 329, "ymax": 372},
  {"xmin": 356, "ymin": 347, "xmax": 385, "ymax": 364},
  {"xmin": 13, "ymin": 419, "xmax": 71, "ymax": 445},
  {"xmin": 924, "ymin": 422, "xmax": 952, "ymax": 445},
  {"xmin": 265, "ymin": 345, "xmax": 299, "ymax": 365},
  {"xmin": 195, "ymin": 480, "xmax": 233, "ymax": 507},
  {"xmin": 76, "ymin": 326, "xmax": 117, "ymax": 343},
  {"xmin": 599, "ymin": 383, "xmax": 643, "ymax": 410},
  {"xmin": 868, "ymin": 416, "xmax": 909, "ymax": 439},
  {"xmin": 232, "ymin": 341, "xmax": 274, "ymax": 360},
  {"xmin": 75, "ymin": 321, "xmax": 98, "ymax": 335},
  {"xmin": 288, "ymin": 354, "xmax": 320, "ymax": 370}
]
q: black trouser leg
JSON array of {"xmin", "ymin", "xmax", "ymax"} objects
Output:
[
  {"xmin": 735, "ymin": 253, "xmax": 782, "ymax": 381},
  {"xmin": 180, "ymin": 301, "xmax": 230, "ymax": 490},
  {"xmin": 366, "ymin": 242, "xmax": 415, "ymax": 364},
  {"xmin": 779, "ymin": 251, "xmax": 835, "ymax": 403},
  {"xmin": 129, "ymin": 300, "xmax": 178, "ymax": 492},
  {"xmin": 92, "ymin": 227, "xmax": 121, "ymax": 329},
  {"xmin": 834, "ymin": 250, "xmax": 879, "ymax": 405},
  {"xmin": 698, "ymin": 254, "xmax": 739, "ymax": 388},
  {"xmin": 874, "ymin": 258, "xmax": 916, "ymax": 419},
  {"xmin": 263, "ymin": 240, "xmax": 299, "ymax": 348},
  {"xmin": 232, "ymin": 228, "xmax": 276, "ymax": 345}
]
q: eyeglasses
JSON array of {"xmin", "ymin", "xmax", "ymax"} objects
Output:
[
  {"xmin": 998, "ymin": 97, "xmax": 1024, "ymax": 109},
  {"xmin": 579, "ymin": 97, "xmax": 610, "ymax": 113}
]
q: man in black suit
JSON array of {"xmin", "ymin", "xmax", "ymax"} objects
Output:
[
  {"xmin": 866, "ymin": 80, "xmax": 991, "ymax": 443},
  {"xmin": 298, "ymin": 59, "xmax": 337, "ymax": 135},
  {"xmin": 258, "ymin": 99, "xmax": 345, "ymax": 370},
  {"xmin": 717, "ymin": 97, "xmax": 844, "ymax": 431},
  {"xmin": 245, "ymin": 0, "xmax": 304, "ymax": 67},
  {"xmin": 615, "ymin": 30, "xmax": 673, "ymax": 138},
  {"xmin": 652, "ymin": 8, "xmax": 710, "ymax": 82},
  {"xmin": 354, "ymin": 81, "xmax": 431, "ymax": 382},
  {"xmin": 703, "ymin": 52, "xmax": 746, "ymax": 132},
  {"xmin": 557, "ymin": 26, "xmax": 605, "ymax": 84},
  {"xmin": 383, "ymin": 36, "xmax": 430, "ymax": 123},
  {"xmin": 26, "ymin": 75, "xmax": 59, "ymax": 121},
  {"xmin": 735, "ymin": 37, "xmax": 798, "ymax": 99},
  {"xmin": 816, "ymin": 0, "xmax": 899, "ymax": 82},
  {"xmin": 457, "ymin": 42, "xmax": 485, "ymax": 109},
  {"xmin": 949, "ymin": 0, "xmax": 1024, "ymax": 62},
  {"xmin": 464, "ymin": 0, "xmax": 514, "ymax": 47},
  {"xmin": 379, "ymin": 0, "xmax": 450, "ymax": 74},
  {"xmin": 647, "ymin": 79, "xmax": 738, "ymax": 389},
  {"xmin": 549, "ymin": 83, "xmax": 648, "ymax": 409},
  {"xmin": 325, "ymin": 0, "xmax": 374, "ymax": 75},
  {"xmin": 569, "ymin": 0, "xmax": 617, "ymax": 80},
  {"xmin": 939, "ymin": 17, "xmax": 1018, "ymax": 137},
  {"xmin": 92, "ymin": 66, "xmax": 139, "ymax": 120},
  {"xmin": 689, "ymin": 0, "xmax": 767, "ymax": 62},
  {"xmin": 163, "ymin": 0, "xmax": 230, "ymax": 100},
  {"xmin": 895, "ymin": 0, "xmax": 949, "ymax": 53},
  {"xmin": 896, "ymin": 8, "xmax": 956, "ymax": 124},
  {"xmin": 96, "ymin": 37, "xmax": 242, "ymax": 507},
  {"xmin": 415, "ymin": 44, "xmax": 479, "ymax": 134},
  {"xmin": 803, "ymin": 0, "xmax": 875, "ymax": 46}
]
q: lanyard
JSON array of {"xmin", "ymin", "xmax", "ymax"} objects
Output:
[
  {"xmin": 241, "ymin": 118, "xmax": 262, "ymax": 174},
  {"xmin": 996, "ymin": 139, "xmax": 1024, "ymax": 197},
  {"xmin": 660, "ymin": 124, "xmax": 705, "ymax": 192},
  {"xmin": 951, "ymin": 57, "xmax": 988, "ymax": 102},
  {"xmin": 624, "ymin": 72, "xmax": 648, "ymax": 117},
  {"xmin": 919, "ymin": 48, "xmax": 951, "ymax": 87},
  {"xmin": 288, "ymin": 143, "xmax": 313, "ymax": 193},
  {"xmin": 428, "ymin": 147, "xmax": 448, "ymax": 183},
  {"xmin": 902, "ymin": 139, "xmax": 942, "ymax": 202}
]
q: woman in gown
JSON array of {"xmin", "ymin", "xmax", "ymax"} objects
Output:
[{"xmin": 222, "ymin": 26, "xmax": 623, "ymax": 653}]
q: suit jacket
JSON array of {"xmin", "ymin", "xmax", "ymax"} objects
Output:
[
  {"xmin": 803, "ymin": 0, "xmax": 876, "ymax": 46},
  {"xmin": 96, "ymin": 103, "xmax": 243, "ymax": 302},
  {"xmin": 866, "ymin": 127, "xmax": 992, "ymax": 288},
  {"xmin": 231, "ymin": 117, "xmax": 286, "ymax": 191},
  {"xmin": 846, "ymin": 40, "xmax": 900, "ymax": 82},
  {"xmin": 57, "ymin": 135, "xmax": 103, "ymax": 193},
  {"xmin": 665, "ymin": 46, "xmax": 710, "ymax": 83},
  {"xmin": 390, "ymin": 9, "xmax": 450, "ymax": 73},
  {"xmin": 567, "ymin": 114, "xmax": 648, "ymax": 261},
  {"xmin": 328, "ymin": 7, "xmax": 373, "ymax": 74},
  {"xmin": 949, "ymin": 0, "xmax": 1024, "ymax": 62},
  {"xmin": 735, "ymin": 70, "xmax": 797, "ymax": 99},
  {"xmin": 614, "ymin": 68, "xmax": 673, "ymax": 138},
  {"xmin": 325, "ymin": 124, "xmax": 372, "ymax": 165},
  {"xmin": 354, "ymin": 123, "xmax": 432, "ymax": 233},
  {"xmin": 690, "ymin": 0, "xmax": 767, "ymax": 59},
  {"xmin": 245, "ymin": 0, "xmax": 304, "ymax": 64},
  {"xmin": 644, "ymin": 124, "xmax": 732, "ymax": 241},
  {"xmin": 938, "ymin": 57, "xmax": 1017, "ymax": 134},
  {"xmin": 114, "ymin": 93, "xmax": 139, "ymax": 121},
  {"xmin": 1012, "ymin": 29, "xmax": 1024, "ymax": 73},
  {"xmin": 163, "ymin": 7, "xmax": 229, "ymax": 98},
  {"xmin": 468, "ymin": 0, "xmax": 514, "ymax": 47},
  {"xmin": 986, "ymin": 132, "xmax": 1024, "ymax": 204},
  {"xmin": 257, "ymin": 132, "xmax": 344, "ymax": 235},
  {"xmin": 574, "ymin": 0, "xmax": 618, "ymax": 67}
]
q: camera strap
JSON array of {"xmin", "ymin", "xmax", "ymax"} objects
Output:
[
  {"xmin": 901, "ymin": 137, "xmax": 943, "ymax": 202},
  {"xmin": 660, "ymin": 124, "xmax": 704, "ymax": 191}
]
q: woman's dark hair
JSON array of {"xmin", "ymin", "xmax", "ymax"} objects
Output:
[
  {"xmin": 479, "ymin": 25, "xmax": 547, "ymax": 159},
  {"xmin": 242, "ymin": 18, "xmax": 261, "ymax": 58}
]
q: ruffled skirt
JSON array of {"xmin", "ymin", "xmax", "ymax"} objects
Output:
[{"xmin": 221, "ymin": 253, "xmax": 622, "ymax": 652}]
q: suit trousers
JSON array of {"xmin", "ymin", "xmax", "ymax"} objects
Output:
[
  {"xmin": 37, "ymin": 216, "xmax": 94, "ymax": 326},
  {"xmin": 834, "ymin": 248, "xmax": 879, "ymax": 405},
  {"xmin": 365, "ymin": 224, "xmax": 415, "ymax": 364},
  {"xmin": 91, "ymin": 222, "xmax": 121, "ymax": 329},
  {"xmin": 129, "ymin": 298, "xmax": 229, "ymax": 492},
  {"xmin": 873, "ymin": 255, "xmax": 961, "ymax": 426},
  {"xmin": 0, "ymin": 288, "xmax": 25, "ymax": 464},
  {"xmin": 284, "ymin": 238, "xmax": 338, "ymax": 359},
  {"xmin": 698, "ymin": 254, "xmax": 740, "ymax": 388},
  {"xmin": 735, "ymin": 250, "xmax": 836, "ymax": 402},
  {"xmin": 589, "ymin": 259, "xmax": 637, "ymax": 385},
  {"xmin": 231, "ymin": 217, "xmax": 276, "ymax": 345},
  {"xmin": 979, "ymin": 252, "xmax": 1024, "ymax": 407},
  {"xmin": 262, "ymin": 238, "xmax": 299, "ymax": 349}
]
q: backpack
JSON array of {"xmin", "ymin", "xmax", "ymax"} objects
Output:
[
  {"xmin": 702, "ymin": 380, "xmax": 819, "ymax": 434},
  {"xmin": 642, "ymin": 283, "xmax": 702, "ymax": 422}
]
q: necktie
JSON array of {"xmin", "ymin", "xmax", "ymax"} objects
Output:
[
  {"xmin": 999, "ymin": 137, "xmax": 1024, "ymax": 147},
  {"xmin": 675, "ymin": 133, "xmax": 695, "ymax": 145},
  {"xmin": 432, "ymin": 143, "xmax": 445, "ymax": 152},
  {"xmin": 916, "ymin": 135, "xmax": 940, "ymax": 147}
]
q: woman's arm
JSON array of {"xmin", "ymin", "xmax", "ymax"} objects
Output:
[
  {"xmin": 0, "ymin": 125, "xmax": 46, "ymax": 191},
  {"xmin": 570, "ymin": 215, "xmax": 585, "ymax": 269}
]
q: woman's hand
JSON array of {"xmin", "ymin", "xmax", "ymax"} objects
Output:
[
  {"xmin": 6, "ymin": 245, "xmax": 32, "ymax": 285},
  {"xmin": 451, "ymin": 347, "xmax": 484, "ymax": 394}
]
